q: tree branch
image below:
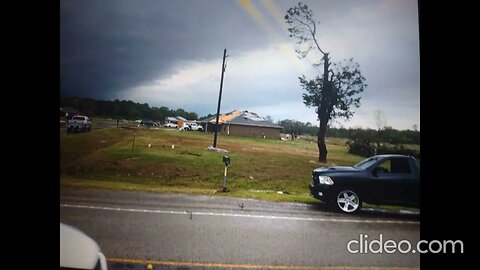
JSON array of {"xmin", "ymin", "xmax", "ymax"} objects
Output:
[
  {"xmin": 292, "ymin": 17, "xmax": 325, "ymax": 56},
  {"xmin": 306, "ymin": 17, "xmax": 325, "ymax": 55}
]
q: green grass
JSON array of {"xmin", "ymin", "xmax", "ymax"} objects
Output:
[{"xmin": 60, "ymin": 127, "xmax": 417, "ymax": 209}]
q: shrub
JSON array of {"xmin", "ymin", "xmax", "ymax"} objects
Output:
[{"xmin": 346, "ymin": 141, "xmax": 376, "ymax": 157}]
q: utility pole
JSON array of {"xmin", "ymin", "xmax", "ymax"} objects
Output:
[{"xmin": 213, "ymin": 49, "xmax": 227, "ymax": 148}]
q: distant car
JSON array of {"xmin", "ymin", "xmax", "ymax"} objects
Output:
[
  {"xmin": 179, "ymin": 122, "xmax": 190, "ymax": 131},
  {"xmin": 60, "ymin": 223, "xmax": 108, "ymax": 270},
  {"xmin": 140, "ymin": 120, "xmax": 157, "ymax": 127},
  {"xmin": 67, "ymin": 115, "xmax": 92, "ymax": 133},
  {"xmin": 309, "ymin": 154, "xmax": 420, "ymax": 213},
  {"xmin": 164, "ymin": 122, "xmax": 178, "ymax": 128},
  {"xmin": 188, "ymin": 122, "xmax": 204, "ymax": 131}
]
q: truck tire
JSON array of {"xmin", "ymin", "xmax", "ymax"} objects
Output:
[{"xmin": 335, "ymin": 189, "xmax": 362, "ymax": 213}]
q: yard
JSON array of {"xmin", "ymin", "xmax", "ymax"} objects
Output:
[{"xmin": 60, "ymin": 127, "xmax": 366, "ymax": 203}]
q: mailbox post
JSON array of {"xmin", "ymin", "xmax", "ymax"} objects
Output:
[{"xmin": 222, "ymin": 155, "xmax": 231, "ymax": 192}]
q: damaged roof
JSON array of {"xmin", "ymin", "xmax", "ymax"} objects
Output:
[{"xmin": 209, "ymin": 110, "xmax": 283, "ymax": 129}]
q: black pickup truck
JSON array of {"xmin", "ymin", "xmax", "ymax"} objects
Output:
[{"xmin": 309, "ymin": 154, "xmax": 420, "ymax": 213}]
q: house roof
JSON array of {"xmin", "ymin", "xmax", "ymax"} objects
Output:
[
  {"xmin": 209, "ymin": 110, "xmax": 283, "ymax": 129},
  {"xmin": 176, "ymin": 116, "xmax": 187, "ymax": 121},
  {"xmin": 165, "ymin": 117, "xmax": 178, "ymax": 121},
  {"xmin": 215, "ymin": 110, "xmax": 243, "ymax": 123}
]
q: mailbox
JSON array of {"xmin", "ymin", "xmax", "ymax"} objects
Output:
[{"xmin": 223, "ymin": 155, "xmax": 231, "ymax": 167}]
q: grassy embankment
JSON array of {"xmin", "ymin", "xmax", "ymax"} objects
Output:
[{"xmin": 60, "ymin": 126, "xmax": 416, "ymax": 209}]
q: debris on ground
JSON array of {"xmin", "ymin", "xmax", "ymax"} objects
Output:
[{"xmin": 207, "ymin": 146, "xmax": 228, "ymax": 152}]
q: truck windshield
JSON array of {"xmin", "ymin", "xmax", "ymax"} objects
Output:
[{"xmin": 353, "ymin": 157, "xmax": 379, "ymax": 170}]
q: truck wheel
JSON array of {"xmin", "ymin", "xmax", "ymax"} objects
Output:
[{"xmin": 336, "ymin": 189, "xmax": 362, "ymax": 213}]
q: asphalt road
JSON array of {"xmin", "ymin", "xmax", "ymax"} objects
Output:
[{"xmin": 60, "ymin": 187, "xmax": 419, "ymax": 269}]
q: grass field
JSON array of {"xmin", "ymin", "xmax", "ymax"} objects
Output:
[{"xmin": 60, "ymin": 126, "xmax": 404, "ymax": 205}]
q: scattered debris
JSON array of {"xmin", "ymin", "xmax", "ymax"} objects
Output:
[
  {"xmin": 214, "ymin": 188, "xmax": 229, "ymax": 193},
  {"xmin": 207, "ymin": 146, "xmax": 228, "ymax": 152},
  {"xmin": 249, "ymin": 189, "xmax": 290, "ymax": 195},
  {"xmin": 248, "ymin": 176, "xmax": 254, "ymax": 180}
]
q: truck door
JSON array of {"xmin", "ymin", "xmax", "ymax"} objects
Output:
[{"xmin": 373, "ymin": 157, "xmax": 416, "ymax": 204}]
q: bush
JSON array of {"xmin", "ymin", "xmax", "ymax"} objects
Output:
[
  {"xmin": 346, "ymin": 141, "xmax": 420, "ymax": 159},
  {"xmin": 346, "ymin": 141, "xmax": 376, "ymax": 157}
]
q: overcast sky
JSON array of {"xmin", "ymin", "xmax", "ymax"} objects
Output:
[{"xmin": 60, "ymin": 0, "xmax": 419, "ymax": 130}]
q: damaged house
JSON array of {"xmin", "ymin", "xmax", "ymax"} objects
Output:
[{"xmin": 206, "ymin": 110, "xmax": 283, "ymax": 139}]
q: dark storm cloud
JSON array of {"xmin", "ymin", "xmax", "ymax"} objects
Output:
[
  {"xmin": 61, "ymin": 0, "xmax": 420, "ymax": 129},
  {"xmin": 60, "ymin": 0, "xmax": 270, "ymax": 99}
]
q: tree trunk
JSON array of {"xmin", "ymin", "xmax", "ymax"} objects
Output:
[
  {"xmin": 317, "ymin": 53, "xmax": 330, "ymax": 163},
  {"xmin": 317, "ymin": 121, "xmax": 328, "ymax": 162}
]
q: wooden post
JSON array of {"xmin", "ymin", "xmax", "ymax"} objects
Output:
[
  {"xmin": 131, "ymin": 129, "xmax": 136, "ymax": 151},
  {"xmin": 213, "ymin": 49, "xmax": 227, "ymax": 148}
]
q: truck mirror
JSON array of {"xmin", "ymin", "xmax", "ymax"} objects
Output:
[{"xmin": 223, "ymin": 156, "xmax": 231, "ymax": 167}]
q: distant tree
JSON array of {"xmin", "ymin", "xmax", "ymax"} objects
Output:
[
  {"xmin": 264, "ymin": 115, "xmax": 274, "ymax": 123},
  {"xmin": 373, "ymin": 110, "xmax": 387, "ymax": 130},
  {"xmin": 185, "ymin": 112, "xmax": 199, "ymax": 120},
  {"xmin": 373, "ymin": 110, "xmax": 387, "ymax": 147},
  {"xmin": 199, "ymin": 113, "xmax": 216, "ymax": 121},
  {"xmin": 285, "ymin": 2, "xmax": 367, "ymax": 162},
  {"xmin": 80, "ymin": 98, "xmax": 96, "ymax": 116},
  {"xmin": 60, "ymin": 97, "xmax": 199, "ymax": 121}
]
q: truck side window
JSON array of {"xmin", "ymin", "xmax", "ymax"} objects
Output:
[
  {"xmin": 390, "ymin": 158, "xmax": 411, "ymax": 174},
  {"xmin": 376, "ymin": 160, "xmax": 391, "ymax": 173}
]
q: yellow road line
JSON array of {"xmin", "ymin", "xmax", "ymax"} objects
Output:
[{"xmin": 107, "ymin": 257, "xmax": 418, "ymax": 270}]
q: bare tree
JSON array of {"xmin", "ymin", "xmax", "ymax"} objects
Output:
[
  {"xmin": 285, "ymin": 2, "xmax": 367, "ymax": 162},
  {"xmin": 264, "ymin": 115, "xmax": 274, "ymax": 123},
  {"xmin": 373, "ymin": 110, "xmax": 387, "ymax": 147}
]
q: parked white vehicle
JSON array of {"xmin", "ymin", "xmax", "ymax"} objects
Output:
[
  {"xmin": 67, "ymin": 115, "xmax": 92, "ymax": 132},
  {"xmin": 164, "ymin": 122, "xmax": 178, "ymax": 128},
  {"xmin": 189, "ymin": 122, "xmax": 204, "ymax": 131},
  {"xmin": 179, "ymin": 122, "xmax": 190, "ymax": 131}
]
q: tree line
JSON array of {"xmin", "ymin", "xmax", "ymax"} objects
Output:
[
  {"xmin": 61, "ymin": 97, "xmax": 199, "ymax": 121},
  {"xmin": 277, "ymin": 119, "xmax": 419, "ymax": 145},
  {"xmin": 61, "ymin": 97, "xmax": 419, "ymax": 146}
]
